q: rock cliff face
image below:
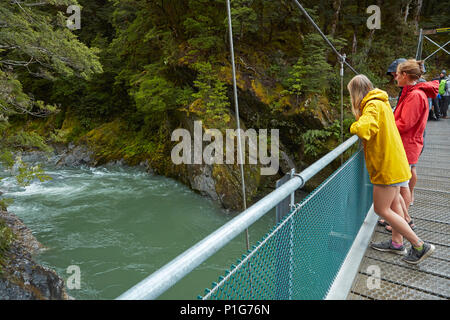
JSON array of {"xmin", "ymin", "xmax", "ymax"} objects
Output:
[
  {"xmin": 0, "ymin": 210, "xmax": 69, "ymax": 300},
  {"xmin": 51, "ymin": 113, "xmax": 296, "ymax": 211}
]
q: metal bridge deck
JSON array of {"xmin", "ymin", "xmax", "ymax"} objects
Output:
[{"xmin": 348, "ymin": 118, "xmax": 450, "ymax": 300}]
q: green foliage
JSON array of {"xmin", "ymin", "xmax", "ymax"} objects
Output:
[
  {"xmin": 0, "ymin": 71, "xmax": 57, "ymax": 118},
  {"xmin": 285, "ymin": 34, "xmax": 335, "ymax": 100},
  {"xmin": 183, "ymin": 0, "xmax": 226, "ymax": 56},
  {"xmin": 9, "ymin": 131, "xmax": 52, "ymax": 154},
  {"xmin": 0, "ymin": 0, "xmax": 102, "ymax": 203},
  {"xmin": 0, "ymin": 151, "xmax": 14, "ymax": 169},
  {"xmin": 0, "ymin": 153, "xmax": 51, "ymax": 213},
  {"xmin": 229, "ymin": 0, "xmax": 258, "ymax": 40},
  {"xmin": 130, "ymin": 64, "xmax": 194, "ymax": 119},
  {"xmin": 300, "ymin": 34, "xmax": 334, "ymax": 94},
  {"xmin": 0, "ymin": 198, "xmax": 13, "ymax": 212},
  {"xmin": 84, "ymin": 118, "xmax": 170, "ymax": 168},
  {"xmin": 191, "ymin": 62, "xmax": 231, "ymax": 128},
  {"xmin": 302, "ymin": 129, "xmax": 332, "ymax": 158},
  {"xmin": 284, "ymin": 56, "xmax": 306, "ymax": 102},
  {"xmin": 0, "ymin": 1, "xmax": 102, "ymax": 81},
  {"xmin": 0, "ymin": 218, "xmax": 13, "ymax": 249},
  {"xmin": 0, "ymin": 218, "xmax": 14, "ymax": 271},
  {"xmin": 302, "ymin": 119, "xmax": 354, "ymax": 159},
  {"xmin": 14, "ymin": 157, "xmax": 52, "ymax": 188},
  {"xmin": 2, "ymin": 0, "xmax": 448, "ymax": 180},
  {"xmin": 134, "ymin": 75, "xmax": 177, "ymax": 113}
]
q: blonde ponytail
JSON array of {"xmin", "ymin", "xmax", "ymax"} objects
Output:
[{"xmin": 397, "ymin": 59, "xmax": 424, "ymax": 80}]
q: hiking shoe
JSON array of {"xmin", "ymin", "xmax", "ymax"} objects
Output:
[
  {"xmin": 402, "ymin": 242, "xmax": 435, "ymax": 265},
  {"xmin": 370, "ymin": 240, "xmax": 407, "ymax": 255}
]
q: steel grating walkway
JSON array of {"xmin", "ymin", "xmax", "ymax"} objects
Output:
[{"xmin": 348, "ymin": 118, "xmax": 450, "ymax": 300}]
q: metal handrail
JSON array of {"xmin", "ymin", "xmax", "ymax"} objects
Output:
[{"xmin": 116, "ymin": 135, "xmax": 359, "ymax": 300}]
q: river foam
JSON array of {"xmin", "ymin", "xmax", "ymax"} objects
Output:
[{"xmin": 1, "ymin": 163, "xmax": 274, "ymax": 299}]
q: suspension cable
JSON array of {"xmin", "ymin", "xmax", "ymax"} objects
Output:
[
  {"xmin": 226, "ymin": 0, "xmax": 250, "ymax": 251},
  {"xmin": 224, "ymin": 0, "xmax": 363, "ymax": 252},
  {"xmin": 292, "ymin": 0, "xmax": 361, "ymax": 165},
  {"xmin": 292, "ymin": 0, "xmax": 359, "ymax": 75}
]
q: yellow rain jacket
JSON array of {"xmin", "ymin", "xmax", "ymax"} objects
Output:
[{"xmin": 350, "ymin": 89, "xmax": 411, "ymax": 185}]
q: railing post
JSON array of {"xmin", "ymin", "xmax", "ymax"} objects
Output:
[
  {"xmin": 416, "ymin": 28, "xmax": 423, "ymax": 60},
  {"xmin": 275, "ymin": 168, "xmax": 297, "ymax": 299}
]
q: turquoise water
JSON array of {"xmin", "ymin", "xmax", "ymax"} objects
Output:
[{"xmin": 2, "ymin": 165, "xmax": 276, "ymax": 299}]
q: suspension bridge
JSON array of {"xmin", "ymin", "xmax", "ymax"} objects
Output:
[
  {"xmin": 116, "ymin": 117, "xmax": 449, "ymax": 300},
  {"xmin": 115, "ymin": 0, "xmax": 449, "ymax": 301}
]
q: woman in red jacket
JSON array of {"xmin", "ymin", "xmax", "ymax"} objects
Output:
[
  {"xmin": 383, "ymin": 60, "xmax": 439, "ymax": 234},
  {"xmin": 396, "ymin": 60, "xmax": 439, "ymax": 202}
]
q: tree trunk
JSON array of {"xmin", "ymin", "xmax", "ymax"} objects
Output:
[
  {"xmin": 363, "ymin": 29, "xmax": 376, "ymax": 58},
  {"xmin": 330, "ymin": 0, "xmax": 341, "ymax": 37},
  {"xmin": 258, "ymin": 0, "xmax": 265, "ymax": 45},
  {"xmin": 403, "ymin": 0, "xmax": 412, "ymax": 23},
  {"xmin": 414, "ymin": 0, "xmax": 423, "ymax": 32}
]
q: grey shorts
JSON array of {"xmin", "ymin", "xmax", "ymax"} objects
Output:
[{"xmin": 374, "ymin": 180, "xmax": 410, "ymax": 188}]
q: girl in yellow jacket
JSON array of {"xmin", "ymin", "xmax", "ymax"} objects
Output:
[{"xmin": 348, "ymin": 74, "xmax": 434, "ymax": 264}]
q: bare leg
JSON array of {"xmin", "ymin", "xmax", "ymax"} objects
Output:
[
  {"xmin": 373, "ymin": 185, "xmax": 421, "ymax": 246},
  {"xmin": 398, "ymin": 194, "xmax": 408, "ymax": 217},
  {"xmin": 400, "ymin": 186, "xmax": 412, "ymax": 222},
  {"xmin": 409, "ymin": 166, "xmax": 417, "ymax": 205},
  {"xmin": 386, "ymin": 193, "xmax": 410, "ymax": 232},
  {"xmin": 390, "ymin": 194, "xmax": 405, "ymax": 244}
]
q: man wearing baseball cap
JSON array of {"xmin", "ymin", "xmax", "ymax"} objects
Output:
[{"xmin": 386, "ymin": 58, "xmax": 407, "ymax": 109}]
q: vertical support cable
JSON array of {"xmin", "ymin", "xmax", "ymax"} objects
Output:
[
  {"xmin": 340, "ymin": 54, "xmax": 346, "ymax": 165},
  {"xmin": 288, "ymin": 168, "xmax": 295, "ymax": 299},
  {"xmin": 226, "ymin": 0, "xmax": 249, "ymax": 251}
]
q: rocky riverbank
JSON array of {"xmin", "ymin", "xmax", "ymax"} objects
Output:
[
  {"xmin": 0, "ymin": 209, "xmax": 69, "ymax": 300},
  {"xmin": 50, "ymin": 122, "xmax": 298, "ymax": 211}
]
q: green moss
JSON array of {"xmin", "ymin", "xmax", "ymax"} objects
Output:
[
  {"xmin": 56, "ymin": 109, "xmax": 89, "ymax": 144},
  {"xmin": 8, "ymin": 109, "xmax": 67, "ymax": 142},
  {"xmin": 84, "ymin": 118, "xmax": 169, "ymax": 168},
  {"xmin": 0, "ymin": 218, "xmax": 14, "ymax": 273},
  {"xmin": 0, "ymin": 198, "xmax": 13, "ymax": 211},
  {"xmin": 212, "ymin": 162, "xmax": 260, "ymax": 211}
]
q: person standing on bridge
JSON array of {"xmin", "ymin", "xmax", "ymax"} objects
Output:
[
  {"xmin": 386, "ymin": 58, "xmax": 407, "ymax": 109},
  {"xmin": 438, "ymin": 70, "xmax": 450, "ymax": 118},
  {"xmin": 378, "ymin": 58, "xmax": 414, "ymax": 232},
  {"xmin": 379, "ymin": 60, "xmax": 439, "ymax": 233},
  {"xmin": 348, "ymin": 74, "xmax": 435, "ymax": 265},
  {"xmin": 392, "ymin": 60, "xmax": 439, "ymax": 215}
]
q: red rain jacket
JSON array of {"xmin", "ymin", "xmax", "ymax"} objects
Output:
[{"xmin": 394, "ymin": 80, "xmax": 439, "ymax": 164}]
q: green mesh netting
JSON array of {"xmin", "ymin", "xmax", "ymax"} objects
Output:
[{"xmin": 200, "ymin": 149, "xmax": 373, "ymax": 300}]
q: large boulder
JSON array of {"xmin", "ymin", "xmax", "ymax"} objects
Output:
[{"xmin": 56, "ymin": 143, "xmax": 96, "ymax": 167}]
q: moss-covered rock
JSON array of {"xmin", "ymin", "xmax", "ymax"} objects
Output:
[{"xmin": 0, "ymin": 210, "xmax": 70, "ymax": 300}]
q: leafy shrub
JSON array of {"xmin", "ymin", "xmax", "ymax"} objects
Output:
[{"xmin": 0, "ymin": 218, "xmax": 14, "ymax": 272}]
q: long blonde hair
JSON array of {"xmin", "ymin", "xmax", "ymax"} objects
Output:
[{"xmin": 347, "ymin": 74, "xmax": 374, "ymax": 119}]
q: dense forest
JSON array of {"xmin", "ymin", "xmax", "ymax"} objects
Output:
[{"xmin": 0, "ymin": 0, "xmax": 449, "ymax": 213}]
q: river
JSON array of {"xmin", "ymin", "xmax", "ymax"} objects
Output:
[{"xmin": 1, "ymin": 164, "xmax": 276, "ymax": 299}]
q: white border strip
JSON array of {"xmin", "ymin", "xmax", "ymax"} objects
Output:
[{"xmin": 325, "ymin": 204, "xmax": 378, "ymax": 300}]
